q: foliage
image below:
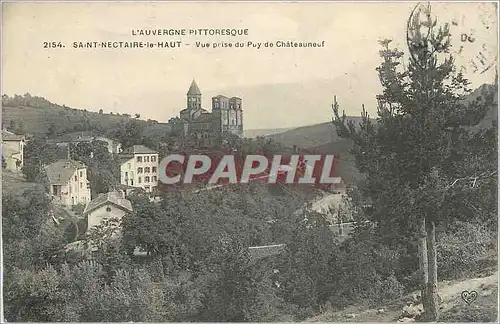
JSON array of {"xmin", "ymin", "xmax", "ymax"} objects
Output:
[
  {"xmin": 331, "ymin": 19, "xmax": 497, "ymax": 284},
  {"xmin": 2, "ymin": 189, "xmax": 67, "ymax": 273},
  {"xmin": 21, "ymin": 136, "xmax": 60, "ymax": 182},
  {"xmin": 69, "ymin": 140, "xmax": 121, "ymax": 197},
  {"xmin": 437, "ymin": 221, "xmax": 493, "ymax": 280}
]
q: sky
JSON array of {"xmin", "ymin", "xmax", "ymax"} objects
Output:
[{"xmin": 2, "ymin": 2, "xmax": 498, "ymax": 129}]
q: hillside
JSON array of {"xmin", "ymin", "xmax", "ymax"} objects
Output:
[
  {"xmin": 244, "ymin": 127, "xmax": 296, "ymax": 138},
  {"xmin": 1, "ymin": 94, "xmax": 173, "ymax": 141},
  {"xmin": 2, "ymin": 170, "xmax": 44, "ymax": 195}
]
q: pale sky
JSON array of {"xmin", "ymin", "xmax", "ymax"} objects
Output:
[{"xmin": 2, "ymin": 2, "xmax": 498, "ymax": 129}]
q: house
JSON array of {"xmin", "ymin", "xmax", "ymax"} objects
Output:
[
  {"xmin": 2, "ymin": 129, "xmax": 25, "ymax": 172},
  {"xmin": 83, "ymin": 190, "xmax": 133, "ymax": 232},
  {"xmin": 45, "ymin": 159, "xmax": 91, "ymax": 206},
  {"xmin": 48, "ymin": 132, "xmax": 122, "ymax": 154},
  {"xmin": 119, "ymin": 145, "xmax": 159, "ymax": 193}
]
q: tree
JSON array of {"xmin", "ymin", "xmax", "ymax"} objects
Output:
[
  {"xmin": 114, "ymin": 119, "xmax": 146, "ymax": 149},
  {"xmin": 99, "ymin": 109, "xmax": 104, "ymax": 114},
  {"xmin": 9, "ymin": 120, "xmax": 16, "ymax": 132},
  {"xmin": 135, "ymin": 113, "xmax": 140, "ymax": 119},
  {"xmin": 332, "ymin": 5, "xmax": 496, "ymax": 321}
]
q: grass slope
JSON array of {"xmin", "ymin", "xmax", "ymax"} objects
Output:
[{"xmin": 2, "ymin": 170, "xmax": 44, "ymax": 195}]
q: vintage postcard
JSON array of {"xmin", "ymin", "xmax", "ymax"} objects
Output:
[{"xmin": 1, "ymin": 1, "xmax": 498, "ymax": 322}]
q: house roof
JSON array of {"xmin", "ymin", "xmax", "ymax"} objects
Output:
[
  {"xmin": 115, "ymin": 183, "xmax": 140, "ymax": 190},
  {"xmin": 2, "ymin": 129, "xmax": 25, "ymax": 141},
  {"xmin": 213, "ymin": 95, "xmax": 228, "ymax": 99},
  {"xmin": 83, "ymin": 190, "xmax": 133, "ymax": 215},
  {"xmin": 248, "ymin": 244, "xmax": 286, "ymax": 260},
  {"xmin": 187, "ymin": 79, "xmax": 201, "ymax": 95},
  {"xmin": 120, "ymin": 145, "xmax": 157, "ymax": 155},
  {"xmin": 118, "ymin": 154, "xmax": 135, "ymax": 165},
  {"xmin": 45, "ymin": 159, "xmax": 87, "ymax": 185}
]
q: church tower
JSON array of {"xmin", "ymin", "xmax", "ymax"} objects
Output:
[{"xmin": 187, "ymin": 79, "xmax": 202, "ymax": 112}]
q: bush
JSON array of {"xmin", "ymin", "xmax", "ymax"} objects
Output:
[{"xmin": 437, "ymin": 221, "xmax": 493, "ymax": 280}]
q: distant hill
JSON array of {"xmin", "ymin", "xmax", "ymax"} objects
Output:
[
  {"xmin": 467, "ymin": 84, "xmax": 498, "ymax": 130},
  {"xmin": 267, "ymin": 84, "xmax": 497, "ymax": 185},
  {"xmin": 2, "ymin": 94, "xmax": 134, "ymax": 136},
  {"xmin": 266, "ymin": 117, "xmax": 366, "ymax": 149},
  {"xmin": 244, "ymin": 127, "xmax": 296, "ymax": 138},
  {"xmin": 1, "ymin": 94, "xmax": 171, "ymax": 140}
]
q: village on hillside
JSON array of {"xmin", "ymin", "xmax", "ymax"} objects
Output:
[
  {"xmin": 2, "ymin": 81, "xmax": 354, "ymax": 259},
  {"xmin": 2, "ymin": 3, "xmax": 498, "ymax": 323}
]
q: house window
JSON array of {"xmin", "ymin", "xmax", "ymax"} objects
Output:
[
  {"xmin": 74, "ymin": 175, "xmax": 77, "ymax": 181},
  {"xmin": 145, "ymin": 167, "xmax": 150, "ymax": 173},
  {"xmin": 128, "ymin": 163, "xmax": 131, "ymax": 169},
  {"xmin": 137, "ymin": 156, "xmax": 142, "ymax": 162},
  {"xmin": 145, "ymin": 156, "xmax": 150, "ymax": 162},
  {"xmin": 125, "ymin": 172, "xmax": 128, "ymax": 178},
  {"xmin": 144, "ymin": 176, "xmax": 150, "ymax": 183},
  {"xmin": 151, "ymin": 156, "xmax": 156, "ymax": 162},
  {"xmin": 80, "ymin": 182, "xmax": 82, "ymax": 188},
  {"xmin": 137, "ymin": 167, "xmax": 143, "ymax": 174},
  {"xmin": 152, "ymin": 176, "xmax": 157, "ymax": 182},
  {"xmin": 80, "ymin": 171, "xmax": 83, "ymax": 177},
  {"xmin": 106, "ymin": 207, "xmax": 112, "ymax": 212},
  {"xmin": 138, "ymin": 177, "xmax": 142, "ymax": 184},
  {"xmin": 130, "ymin": 180, "xmax": 134, "ymax": 185},
  {"xmin": 152, "ymin": 166, "xmax": 157, "ymax": 173}
]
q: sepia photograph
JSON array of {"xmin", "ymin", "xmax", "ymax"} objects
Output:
[{"xmin": 1, "ymin": 1, "xmax": 498, "ymax": 322}]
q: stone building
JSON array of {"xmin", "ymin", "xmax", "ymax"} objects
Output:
[
  {"xmin": 83, "ymin": 190, "xmax": 133, "ymax": 233},
  {"xmin": 45, "ymin": 159, "xmax": 91, "ymax": 207},
  {"xmin": 170, "ymin": 79, "xmax": 243, "ymax": 146},
  {"xmin": 2, "ymin": 129, "xmax": 25, "ymax": 172},
  {"xmin": 118, "ymin": 145, "xmax": 159, "ymax": 193}
]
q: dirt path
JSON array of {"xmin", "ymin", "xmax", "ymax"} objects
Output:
[{"xmin": 307, "ymin": 272, "xmax": 498, "ymax": 322}]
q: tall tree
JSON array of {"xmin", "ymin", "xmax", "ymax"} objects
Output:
[{"xmin": 332, "ymin": 6, "xmax": 496, "ymax": 321}]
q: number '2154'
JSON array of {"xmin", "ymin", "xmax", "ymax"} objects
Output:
[{"xmin": 43, "ymin": 42, "xmax": 64, "ymax": 48}]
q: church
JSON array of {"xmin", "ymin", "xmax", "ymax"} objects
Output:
[{"xmin": 170, "ymin": 80, "xmax": 244, "ymax": 144}]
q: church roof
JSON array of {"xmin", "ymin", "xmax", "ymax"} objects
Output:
[{"xmin": 187, "ymin": 79, "xmax": 201, "ymax": 95}]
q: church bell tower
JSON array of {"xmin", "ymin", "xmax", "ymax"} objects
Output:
[{"xmin": 187, "ymin": 79, "xmax": 202, "ymax": 111}]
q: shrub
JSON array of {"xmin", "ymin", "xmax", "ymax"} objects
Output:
[{"xmin": 437, "ymin": 221, "xmax": 493, "ymax": 280}]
